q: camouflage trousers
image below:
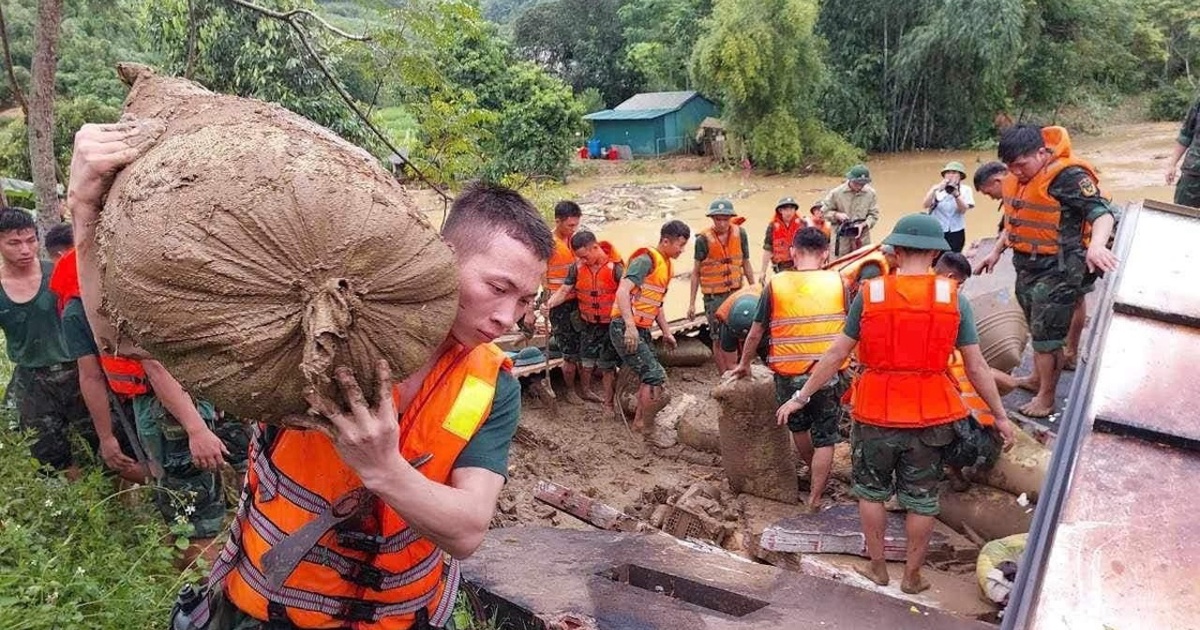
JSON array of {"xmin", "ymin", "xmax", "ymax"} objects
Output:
[
  {"xmin": 1014, "ymin": 254, "xmax": 1087, "ymax": 353},
  {"xmin": 851, "ymin": 421, "xmax": 957, "ymax": 516},
  {"xmin": 1176, "ymin": 172, "xmax": 1200, "ymax": 208},
  {"xmin": 774, "ymin": 372, "xmax": 846, "ymax": 448},
  {"xmin": 549, "ymin": 302, "xmax": 583, "ymax": 361},
  {"xmin": 131, "ymin": 394, "xmax": 250, "ymax": 539},
  {"xmin": 609, "ymin": 318, "xmax": 666, "ymax": 386},
  {"xmin": 6, "ymin": 363, "xmax": 92, "ymax": 470}
]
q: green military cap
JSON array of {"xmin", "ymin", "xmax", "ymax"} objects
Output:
[
  {"xmin": 775, "ymin": 196, "xmax": 800, "ymax": 211},
  {"xmin": 883, "ymin": 214, "xmax": 951, "ymax": 251},
  {"xmin": 941, "ymin": 161, "xmax": 967, "ymax": 178},
  {"xmin": 846, "ymin": 164, "xmax": 872, "ymax": 183},
  {"xmin": 725, "ymin": 293, "xmax": 759, "ymax": 337},
  {"xmin": 707, "ymin": 199, "xmax": 737, "ymax": 217}
]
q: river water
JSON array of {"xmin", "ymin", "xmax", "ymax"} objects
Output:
[{"xmin": 556, "ymin": 122, "xmax": 1180, "ymax": 319}]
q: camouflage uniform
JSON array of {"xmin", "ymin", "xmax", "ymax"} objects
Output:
[
  {"xmin": 1175, "ymin": 96, "xmax": 1200, "ymax": 208},
  {"xmin": 1012, "ymin": 167, "xmax": 1116, "ymax": 353},
  {"xmin": 609, "ymin": 318, "xmax": 666, "ymax": 386},
  {"xmin": 851, "ymin": 422, "xmax": 956, "ymax": 516},
  {"xmin": 548, "ymin": 302, "xmax": 582, "ymax": 362},
  {"xmin": 774, "ymin": 373, "xmax": 846, "ymax": 448},
  {"xmin": 580, "ymin": 321, "xmax": 621, "ymax": 370},
  {"xmin": 131, "ymin": 394, "xmax": 249, "ymax": 539},
  {"xmin": 7, "ymin": 363, "xmax": 93, "ymax": 469}
]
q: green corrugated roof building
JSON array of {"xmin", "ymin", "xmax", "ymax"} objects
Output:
[{"xmin": 583, "ymin": 91, "xmax": 719, "ymax": 157}]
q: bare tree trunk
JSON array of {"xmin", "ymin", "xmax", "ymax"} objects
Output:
[
  {"xmin": 185, "ymin": 0, "xmax": 199, "ymax": 79},
  {"xmin": 0, "ymin": 1, "xmax": 28, "ymax": 115},
  {"xmin": 27, "ymin": 0, "xmax": 62, "ymax": 229}
]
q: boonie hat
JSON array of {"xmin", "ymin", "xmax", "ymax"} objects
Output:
[
  {"xmin": 882, "ymin": 214, "xmax": 951, "ymax": 251},
  {"xmin": 775, "ymin": 196, "xmax": 800, "ymax": 211},
  {"xmin": 941, "ymin": 161, "xmax": 967, "ymax": 178},
  {"xmin": 707, "ymin": 199, "xmax": 737, "ymax": 217},
  {"xmin": 846, "ymin": 164, "xmax": 872, "ymax": 183}
]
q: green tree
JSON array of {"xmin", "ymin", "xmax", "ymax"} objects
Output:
[
  {"xmin": 619, "ymin": 0, "xmax": 711, "ymax": 91},
  {"xmin": 691, "ymin": 0, "xmax": 859, "ymax": 172},
  {"xmin": 512, "ymin": 0, "xmax": 643, "ymax": 107}
]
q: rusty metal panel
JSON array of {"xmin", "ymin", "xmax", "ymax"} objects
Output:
[
  {"xmin": 1089, "ymin": 314, "xmax": 1200, "ymax": 448},
  {"xmin": 1113, "ymin": 205, "xmax": 1200, "ymax": 325},
  {"xmin": 1030, "ymin": 433, "xmax": 1200, "ymax": 630}
]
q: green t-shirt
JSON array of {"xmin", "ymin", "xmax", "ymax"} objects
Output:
[
  {"xmin": 694, "ymin": 227, "xmax": 750, "ymax": 262},
  {"xmin": 61, "ymin": 297, "xmax": 99, "ymax": 359},
  {"xmin": 624, "ymin": 253, "xmax": 654, "ymax": 286},
  {"xmin": 1013, "ymin": 166, "xmax": 1116, "ymax": 273},
  {"xmin": 843, "ymin": 289, "xmax": 979, "ymax": 346},
  {"xmin": 453, "ymin": 370, "xmax": 520, "ymax": 478},
  {"xmin": 0, "ymin": 260, "xmax": 71, "ymax": 368}
]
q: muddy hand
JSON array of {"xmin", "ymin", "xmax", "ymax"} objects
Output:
[
  {"xmin": 1165, "ymin": 167, "xmax": 1177, "ymax": 186},
  {"xmin": 307, "ymin": 361, "xmax": 403, "ymax": 481},
  {"xmin": 188, "ymin": 427, "xmax": 229, "ymax": 471},
  {"xmin": 623, "ymin": 327, "xmax": 639, "ymax": 353},
  {"xmin": 974, "ymin": 252, "xmax": 999, "ymax": 276},
  {"xmin": 995, "ymin": 419, "xmax": 1016, "ymax": 452},
  {"xmin": 67, "ymin": 120, "xmax": 165, "ymax": 218},
  {"xmin": 774, "ymin": 400, "xmax": 802, "ymax": 426},
  {"xmin": 722, "ymin": 365, "xmax": 749, "ymax": 382}
]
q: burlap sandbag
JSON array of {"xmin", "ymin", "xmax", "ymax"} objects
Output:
[
  {"xmin": 100, "ymin": 64, "xmax": 458, "ymax": 424},
  {"xmin": 711, "ymin": 365, "xmax": 798, "ymax": 503},
  {"xmin": 967, "ymin": 426, "xmax": 1050, "ymax": 501},
  {"xmin": 655, "ymin": 336, "xmax": 711, "ymax": 367},
  {"xmin": 937, "ymin": 483, "xmax": 1032, "ymax": 541},
  {"xmin": 963, "ymin": 237, "xmax": 1030, "ymax": 373}
]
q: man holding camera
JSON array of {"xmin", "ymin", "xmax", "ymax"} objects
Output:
[
  {"xmin": 923, "ymin": 161, "xmax": 976, "ymax": 253},
  {"xmin": 821, "ymin": 165, "xmax": 880, "ymax": 257}
]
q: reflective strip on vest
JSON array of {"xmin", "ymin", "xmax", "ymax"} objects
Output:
[
  {"xmin": 545, "ymin": 236, "xmax": 575, "ymax": 293},
  {"xmin": 699, "ymin": 228, "xmax": 743, "ymax": 295},
  {"xmin": 614, "ymin": 248, "xmax": 672, "ymax": 329},
  {"xmin": 766, "ymin": 270, "xmax": 847, "ymax": 376},
  {"xmin": 224, "ymin": 344, "xmax": 507, "ymax": 629},
  {"xmin": 948, "ymin": 351, "xmax": 995, "ymax": 427},
  {"xmin": 852, "ymin": 274, "xmax": 966, "ymax": 428},
  {"xmin": 577, "ymin": 262, "xmax": 620, "ymax": 324}
]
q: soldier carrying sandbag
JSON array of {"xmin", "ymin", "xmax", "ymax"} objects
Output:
[{"xmin": 775, "ymin": 214, "xmax": 1016, "ymax": 595}]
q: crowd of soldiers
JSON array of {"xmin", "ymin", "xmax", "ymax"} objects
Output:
[{"xmin": 0, "ymin": 97, "xmax": 1194, "ymax": 628}]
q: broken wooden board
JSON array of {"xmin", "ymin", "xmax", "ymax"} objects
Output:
[
  {"xmin": 462, "ymin": 527, "xmax": 991, "ymax": 630},
  {"xmin": 759, "ymin": 504, "xmax": 952, "ymax": 562},
  {"xmin": 534, "ymin": 480, "xmax": 651, "ymax": 533}
]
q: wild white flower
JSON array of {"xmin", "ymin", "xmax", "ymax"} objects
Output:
[
  {"xmin": 43, "ymin": 498, "xmax": 53, "ymax": 508},
  {"xmin": 184, "ymin": 504, "xmax": 196, "ymax": 515}
]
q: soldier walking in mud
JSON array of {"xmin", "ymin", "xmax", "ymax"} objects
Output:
[
  {"xmin": 1165, "ymin": 93, "xmax": 1200, "ymax": 208},
  {"xmin": 775, "ymin": 214, "xmax": 1015, "ymax": 594}
]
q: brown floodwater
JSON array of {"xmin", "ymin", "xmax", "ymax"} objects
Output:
[{"xmin": 423, "ymin": 121, "xmax": 1182, "ymax": 320}]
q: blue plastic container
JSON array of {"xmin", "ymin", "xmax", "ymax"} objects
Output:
[{"xmin": 587, "ymin": 139, "xmax": 602, "ymax": 159}]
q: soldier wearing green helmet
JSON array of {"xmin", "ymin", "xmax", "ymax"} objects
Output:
[
  {"xmin": 820, "ymin": 164, "xmax": 881, "ymax": 257},
  {"xmin": 774, "ymin": 213, "xmax": 1015, "ymax": 595},
  {"xmin": 922, "ymin": 160, "xmax": 976, "ymax": 253}
]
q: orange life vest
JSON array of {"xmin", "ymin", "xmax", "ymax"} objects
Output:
[
  {"xmin": 714, "ymin": 285, "xmax": 760, "ymax": 323},
  {"xmin": 850, "ymin": 274, "xmax": 967, "ymax": 428},
  {"xmin": 698, "ymin": 227, "xmax": 744, "ymax": 295},
  {"xmin": 806, "ymin": 214, "xmax": 832, "ymax": 238},
  {"xmin": 947, "ymin": 350, "xmax": 995, "ymax": 427},
  {"xmin": 544, "ymin": 234, "xmax": 576, "ymax": 295},
  {"xmin": 611, "ymin": 248, "xmax": 672, "ymax": 329},
  {"xmin": 767, "ymin": 270, "xmax": 849, "ymax": 376},
  {"xmin": 827, "ymin": 244, "xmax": 890, "ymax": 300},
  {"xmin": 576, "ymin": 242, "xmax": 623, "ymax": 324},
  {"xmin": 768, "ymin": 216, "xmax": 802, "ymax": 265},
  {"xmin": 223, "ymin": 343, "xmax": 510, "ymax": 630},
  {"xmin": 47, "ymin": 248, "xmax": 151, "ymax": 397},
  {"xmin": 1001, "ymin": 126, "xmax": 1101, "ymax": 256}
]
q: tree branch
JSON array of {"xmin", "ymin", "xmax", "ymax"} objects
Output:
[
  {"xmin": 223, "ymin": 0, "xmax": 370, "ymax": 42},
  {"xmin": 0, "ymin": 1, "xmax": 29, "ymax": 115},
  {"xmin": 185, "ymin": 0, "xmax": 199, "ymax": 79}
]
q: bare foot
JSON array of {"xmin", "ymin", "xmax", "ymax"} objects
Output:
[
  {"xmin": 1062, "ymin": 351, "xmax": 1078, "ymax": 372},
  {"xmin": 563, "ymin": 390, "xmax": 586, "ymax": 406},
  {"xmin": 602, "ymin": 401, "xmax": 615, "ymax": 415},
  {"xmin": 1019, "ymin": 397, "xmax": 1055, "ymax": 418},
  {"xmin": 1016, "ymin": 375, "xmax": 1039, "ymax": 393},
  {"xmin": 901, "ymin": 573, "xmax": 932, "ymax": 594},
  {"xmin": 801, "ymin": 501, "xmax": 822, "ymax": 515},
  {"xmin": 578, "ymin": 389, "xmax": 604, "ymax": 403},
  {"xmin": 855, "ymin": 561, "xmax": 890, "ymax": 586}
]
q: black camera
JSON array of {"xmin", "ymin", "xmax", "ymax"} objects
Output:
[{"xmin": 944, "ymin": 183, "xmax": 958, "ymax": 195}]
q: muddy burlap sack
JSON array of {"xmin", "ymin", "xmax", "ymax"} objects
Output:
[
  {"xmin": 99, "ymin": 64, "xmax": 458, "ymax": 425},
  {"xmin": 655, "ymin": 336, "xmax": 711, "ymax": 367},
  {"xmin": 711, "ymin": 365, "xmax": 798, "ymax": 503}
]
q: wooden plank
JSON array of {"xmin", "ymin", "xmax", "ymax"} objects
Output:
[{"xmin": 533, "ymin": 479, "xmax": 651, "ymax": 533}]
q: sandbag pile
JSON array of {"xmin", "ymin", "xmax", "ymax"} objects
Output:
[
  {"xmin": 99, "ymin": 64, "xmax": 458, "ymax": 425},
  {"xmin": 940, "ymin": 426, "xmax": 1049, "ymax": 540},
  {"xmin": 711, "ymin": 365, "xmax": 798, "ymax": 503}
]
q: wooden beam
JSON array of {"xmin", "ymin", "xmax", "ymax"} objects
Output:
[{"xmin": 534, "ymin": 480, "xmax": 651, "ymax": 533}]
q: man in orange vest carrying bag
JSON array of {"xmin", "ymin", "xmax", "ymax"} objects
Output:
[
  {"xmin": 688, "ymin": 199, "xmax": 754, "ymax": 373},
  {"xmin": 975, "ymin": 125, "xmax": 1118, "ymax": 417},
  {"xmin": 727, "ymin": 227, "xmax": 849, "ymax": 513},
  {"xmin": 776, "ymin": 214, "xmax": 1015, "ymax": 595},
  {"xmin": 611, "ymin": 220, "xmax": 690, "ymax": 433},
  {"xmin": 542, "ymin": 230, "xmax": 624, "ymax": 411},
  {"xmin": 67, "ymin": 122, "xmax": 554, "ymax": 630}
]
